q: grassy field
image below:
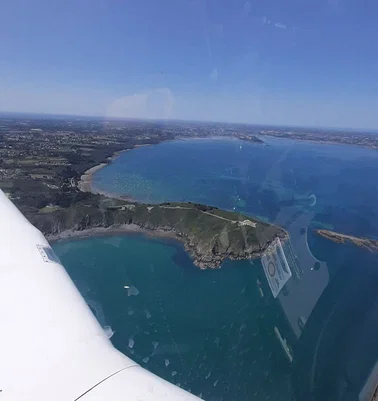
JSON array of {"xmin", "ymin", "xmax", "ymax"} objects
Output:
[{"xmin": 29, "ymin": 197, "xmax": 286, "ymax": 268}]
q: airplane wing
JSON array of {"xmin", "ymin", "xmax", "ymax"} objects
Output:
[{"xmin": 0, "ymin": 189, "xmax": 200, "ymax": 401}]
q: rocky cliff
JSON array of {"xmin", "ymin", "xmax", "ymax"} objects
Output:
[{"xmin": 28, "ymin": 195, "xmax": 287, "ymax": 269}]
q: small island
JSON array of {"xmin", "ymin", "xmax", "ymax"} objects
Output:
[{"xmin": 315, "ymin": 229, "xmax": 378, "ymax": 253}]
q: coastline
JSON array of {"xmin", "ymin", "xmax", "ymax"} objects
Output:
[
  {"xmin": 47, "ymin": 222, "xmax": 276, "ymax": 269},
  {"xmin": 48, "ymin": 223, "xmax": 179, "ymax": 243},
  {"xmin": 315, "ymin": 229, "xmax": 378, "ymax": 252},
  {"xmin": 70, "ymin": 139, "xmax": 289, "ymax": 268},
  {"xmin": 78, "ymin": 145, "xmax": 148, "ymax": 201},
  {"xmin": 77, "ymin": 137, "xmax": 262, "ymax": 201},
  {"xmin": 78, "ymin": 163, "xmax": 107, "ymax": 193}
]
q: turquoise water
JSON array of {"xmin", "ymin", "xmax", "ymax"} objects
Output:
[
  {"xmin": 93, "ymin": 137, "xmax": 378, "ymax": 238},
  {"xmin": 54, "ymin": 235, "xmax": 291, "ymax": 400},
  {"xmin": 54, "ymin": 137, "xmax": 378, "ymax": 400}
]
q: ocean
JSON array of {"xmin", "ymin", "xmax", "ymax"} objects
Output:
[{"xmin": 53, "ymin": 137, "xmax": 378, "ymax": 400}]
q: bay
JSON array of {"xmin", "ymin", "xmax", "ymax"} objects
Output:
[
  {"xmin": 92, "ymin": 137, "xmax": 378, "ymax": 239},
  {"xmin": 54, "ymin": 235, "xmax": 291, "ymax": 400},
  {"xmin": 54, "ymin": 137, "xmax": 378, "ymax": 400}
]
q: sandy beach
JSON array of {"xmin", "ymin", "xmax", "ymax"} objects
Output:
[
  {"xmin": 77, "ymin": 145, "xmax": 152, "ymax": 200},
  {"xmin": 78, "ymin": 163, "xmax": 108, "ymax": 193},
  {"xmin": 48, "ymin": 223, "xmax": 179, "ymax": 243}
]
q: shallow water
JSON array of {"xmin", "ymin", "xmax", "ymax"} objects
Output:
[{"xmin": 54, "ymin": 235, "xmax": 292, "ymax": 400}]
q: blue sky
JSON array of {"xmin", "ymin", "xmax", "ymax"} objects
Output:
[{"xmin": 1, "ymin": 0, "xmax": 378, "ymax": 128}]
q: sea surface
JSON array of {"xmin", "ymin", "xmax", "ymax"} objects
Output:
[{"xmin": 53, "ymin": 137, "xmax": 378, "ymax": 400}]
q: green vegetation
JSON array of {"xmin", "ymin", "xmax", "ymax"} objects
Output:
[
  {"xmin": 29, "ymin": 196, "xmax": 286, "ymax": 269},
  {"xmin": 0, "ymin": 116, "xmax": 286, "ymax": 268}
]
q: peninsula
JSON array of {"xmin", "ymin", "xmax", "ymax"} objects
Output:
[
  {"xmin": 31, "ymin": 197, "xmax": 287, "ymax": 269},
  {"xmin": 0, "ymin": 115, "xmax": 287, "ymax": 268}
]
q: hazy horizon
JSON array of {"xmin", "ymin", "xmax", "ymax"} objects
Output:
[
  {"xmin": 2, "ymin": 0, "xmax": 378, "ymax": 129},
  {"xmin": 2, "ymin": 110, "xmax": 378, "ymax": 133}
]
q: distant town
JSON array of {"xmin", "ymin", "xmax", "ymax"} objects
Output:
[
  {"xmin": 1, "ymin": 113, "xmax": 376, "ymax": 267},
  {"xmin": 0, "ymin": 114, "xmax": 290, "ymax": 269},
  {"xmin": 1, "ymin": 114, "xmax": 377, "ymax": 213}
]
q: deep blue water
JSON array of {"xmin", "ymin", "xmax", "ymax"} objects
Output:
[
  {"xmin": 54, "ymin": 137, "xmax": 378, "ymax": 400},
  {"xmin": 93, "ymin": 137, "xmax": 378, "ymax": 239}
]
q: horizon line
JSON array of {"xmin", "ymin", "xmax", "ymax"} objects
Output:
[{"xmin": 0, "ymin": 110, "xmax": 377, "ymax": 134}]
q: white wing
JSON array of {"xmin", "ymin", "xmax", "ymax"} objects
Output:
[{"xmin": 0, "ymin": 190, "xmax": 200, "ymax": 401}]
